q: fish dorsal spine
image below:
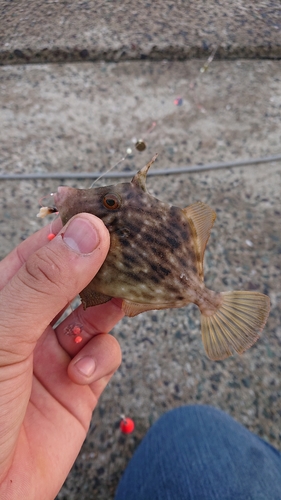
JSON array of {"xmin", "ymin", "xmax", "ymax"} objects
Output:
[{"xmin": 131, "ymin": 154, "xmax": 158, "ymax": 192}]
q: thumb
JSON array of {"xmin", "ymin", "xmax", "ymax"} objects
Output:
[{"xmin": 0, "ymin": 213, "xmax": 110, "ymax": 362}]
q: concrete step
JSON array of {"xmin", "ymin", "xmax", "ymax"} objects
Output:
[{"xmin": 1, "ymin": 1, "xmax": 281, "ymax": 65}]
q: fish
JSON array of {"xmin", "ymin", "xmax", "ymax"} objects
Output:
[{"xmin": 47, "ymin": 154, "xmax": 270, "ymax": 361}]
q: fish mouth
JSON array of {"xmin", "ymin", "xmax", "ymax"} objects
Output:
[{"xmin": 54, "ymin": 186, "xmax": 71, "ymax": 209}]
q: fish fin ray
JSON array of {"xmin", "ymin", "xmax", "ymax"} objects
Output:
[
  {"xmin": 122, "ymin": 299, "xmax": 165, "ymax": 317},
  {"xmin": 201, "ymin": 291, "xmax": 270, "ymax": 360},
  {"xmin": 80, "ymin": 289, "xmax": 112, "ymax": 309},
  {"xmin": 183, "ymin": 202, "xmax": 216, "ymax": 278}
]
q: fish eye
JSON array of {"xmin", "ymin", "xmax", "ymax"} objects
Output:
[{"xmin": 102, "ymin": 193, "xmax": 121, "ymax": 210}]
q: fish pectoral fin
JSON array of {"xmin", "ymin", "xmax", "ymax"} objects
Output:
[
  {"xmin": 122, "ymin": 299, "xmax": 165, "ymax": 317},
  {"xmin": 183, "ymin": 202, "xmax": 216, "ymax": 277},
  {"xmin": 80, "ymin": 288, "xmax": 112, "ymax": 309},
  {"xmin": 200, "ymin": 291, "xmax": 270, "ymax": 361}
]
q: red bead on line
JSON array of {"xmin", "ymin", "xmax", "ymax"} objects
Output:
[
  {"xmin": 48, "ymin": 233, "xmax": 56, "ymax": 241},
  {"xmin": 120, "ymin": 417, "xmax": 135, "ymax": 434},
  {"xmin": 72, "ymin": 326, "xmax": 82, "ymax": 335},
  {"xmin": 74, "ymin": 335, "xmax": 83, "ymax": 344}
]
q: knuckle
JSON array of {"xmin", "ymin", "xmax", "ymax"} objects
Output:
[
  {"xmin": 15, "ymin": 244, "xmax": 28, "ymax": 268},
  {"xmin": 21, "ymin": 247, "xmax": 63, "ymax": 295}
]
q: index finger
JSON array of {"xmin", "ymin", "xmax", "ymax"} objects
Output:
[
  {"xmin": 55, "ymin": 298, "xmax": 124, "ymax": 357},
  {"xmin": 0, "ymin": 217, "xmax": 62, "ymax": 290}
]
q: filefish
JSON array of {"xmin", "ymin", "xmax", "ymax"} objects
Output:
[{"xmin": 44, "ymin": 155, "xmax": 270, "ymax": 361}]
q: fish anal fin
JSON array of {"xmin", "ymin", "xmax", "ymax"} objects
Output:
[
  {"xmin": 200, "ymin": 291, "xmax": 270, "ymax": 360},
  {"xmin": 80, "ymin": 288, "xmax": 112, "ymax": 310},
  {"xmin": 183, "ymin": 202, "xmax": 216, "ymax": 278},
  {"xmin": 122, "ymin": 299, "xmax": 165, "ymax": 317}
]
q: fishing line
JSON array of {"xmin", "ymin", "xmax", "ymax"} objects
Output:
[
  {"xmin": 131, "ymin": 121, "xmax": 157, "ymax": 152},
  {"xmin": 76, "ymin": 120, "xmax": 155, "ymax": 187},
  {"xmin": 89, "ymin": 154, "xmax": 128, "ymax": 188}
]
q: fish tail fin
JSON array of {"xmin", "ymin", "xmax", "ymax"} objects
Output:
[{"xmin": 200, "ymin": 291, "xmax": 270, "ymax": 361}]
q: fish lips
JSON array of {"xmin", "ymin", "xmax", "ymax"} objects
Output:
[{"xmin": 54, "ymin": 186, "xmax": 121, "ymax": 229}]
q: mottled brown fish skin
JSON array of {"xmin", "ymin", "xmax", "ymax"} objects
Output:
[
  {"xmin": 56, "ymin": 182, "xmax": 206, "ymax": 308},
  {"xmin": 54, "ymin": 157, "xmax": 270, "ymax": 361}
]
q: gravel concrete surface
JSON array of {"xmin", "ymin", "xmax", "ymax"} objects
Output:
[
  {"xmin": 0, "ymin": 58, "xmax": 281, "ymax": 499},
  {"xmin": 1, "ymin": 0, "xmax": 281, "ymax": 65}
]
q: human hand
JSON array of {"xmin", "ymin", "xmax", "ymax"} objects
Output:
[{"xmin": 0, "ymin": 214, "xmax": 124, "ymax": 499}]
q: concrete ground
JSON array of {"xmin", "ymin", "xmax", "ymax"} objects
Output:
[
  {"xmin": 0, "ymin": 2, "xmax": 281, "ymax": 499},
  {"xmin": 1, "ymin": 58, "xmax": 280, "ymax": 500}
]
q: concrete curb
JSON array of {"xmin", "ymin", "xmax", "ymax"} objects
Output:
[{"xmin": 1, "ymin": 1, "xmax": 280, "ymax": 65}]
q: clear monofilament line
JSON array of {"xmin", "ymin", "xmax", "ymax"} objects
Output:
[{"xmin": 89, "ymin": 155, "xmax": 128, "ymax": 188}]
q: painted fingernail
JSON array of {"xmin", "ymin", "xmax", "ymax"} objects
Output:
[
  {"xmin": 63, "ymin": 217, "xmax": 100, "ymax": 254},
  {"xmin": 74, "ymin": 356, "xmax": 96, "ymax": 377}
]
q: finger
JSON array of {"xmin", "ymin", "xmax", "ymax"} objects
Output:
[
  {"xmin": 55, "ymin": 298, "xmax": 124, "ymax": 357},
  {"xmin": 0, "ymin": 217, "xmax": 62, "ymax": 290},
  {"xmin": 33, "ymin": 326, "xmax": 97, "ymax": 431},
  {"xmin": 50, "ymin": 303, "xmax": 73, "ymax": 328},
  {"xmin": 0, "ymin": 213, "xmax": 110, "ymax": 363},
  {"xmin": 26, "ymin": 328, "xmax": 120, "ymax": 494},
  {"xmin": 33, "ymin": 326, "xmax": 120, "ymax": 431},
  {"xmin": 68, "ymin": 332, "xmax": 121, "ymax": 386}
]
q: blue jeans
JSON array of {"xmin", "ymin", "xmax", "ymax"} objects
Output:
[{"xmin": 115, "ymin": 405, "xmax": 281, "ymax": 500}]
